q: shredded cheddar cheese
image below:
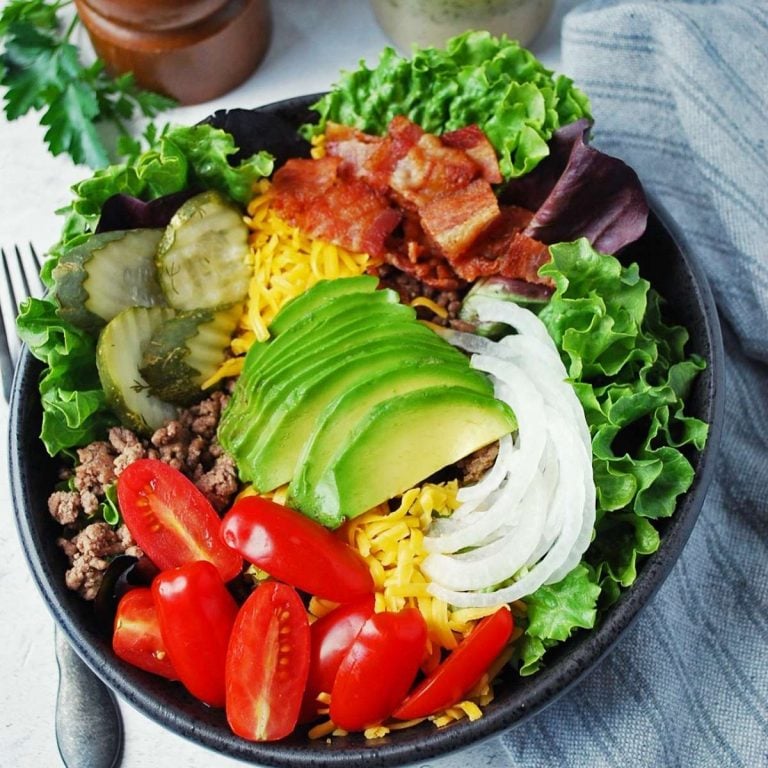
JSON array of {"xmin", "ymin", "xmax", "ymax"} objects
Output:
[
  {"xmin": 204, "ymin": 179, "xmax": 369, "ymax": 387},
  {"xmin": 340, "ymin": 483, "xmax": 504, "ymax": 652}
]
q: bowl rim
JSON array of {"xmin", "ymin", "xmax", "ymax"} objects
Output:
[{"xmin": 8, "ymin": 95, "xmax": 725, "ymax": 767}]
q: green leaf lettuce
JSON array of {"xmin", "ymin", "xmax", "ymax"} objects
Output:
[{"xmin": 302, "ymin": 30, "xmax": 591, "ymax": 180}]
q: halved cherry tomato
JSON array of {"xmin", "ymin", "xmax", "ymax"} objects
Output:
[
  {"xmin": 118, "ymin": 458, "xmax": 242, "ymax": 582},
  {"xmin": 329, "ymin": 607, "xmax": 427, "ymax": 731},
  {"xmin": 393, "ymin": 606, "xmax": 514, "ymax": 720},
  {"xmin": 112, "ymin": 587, "xmax": 176, "ymax": 680},
  {"xmin": 226, "ymin": 581, "xmax": 310, "ymax": 741},
  {"xmin": 152, "ymin": 560, "xmax": 238, "ymax": 707},
  {"xmin": 299, "ymin": 596, "xmax": 375, "ymax": 723},
  {"xmin": 220, "ymin": 496, "xmax": 373, "ymax": 602}
]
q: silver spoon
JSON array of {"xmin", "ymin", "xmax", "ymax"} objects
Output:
[{"xmin": 54, "ymin": 625, "xmax": 124, "ymax": 768}]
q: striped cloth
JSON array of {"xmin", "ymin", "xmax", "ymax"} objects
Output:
[{"xmin": 492, "ymin": 2, "xmax": 768, "ymax": 767}]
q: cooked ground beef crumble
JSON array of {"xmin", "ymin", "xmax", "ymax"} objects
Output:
[{"xmin": 50, "ymin": 389, "xmax": 240, "ymax": 600}]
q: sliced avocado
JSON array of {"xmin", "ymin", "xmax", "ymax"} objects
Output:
[
  {"xmin": 268, "ymin": 275, "xmax": 379, "ymax": 336},
  {"xmin": 251, "ymin": 289, "xmax": 407, "ymax": 379},
  {"xmin": 288, "ymin": 365, "xmax": 494, "ymax": 524},
  {"xmin": 228, "ymin": 341, "xmax": 483, "ymax": 491},
  {"xmin": 218, "ymin": 306, "xmax": 425, "ymax": 449},
  {"xmin": 241, "ymin": 320, "xmax": 467, "ymax": 424},
  {"xmin": 304, "ymin": 387, "xmax": 517, "ymax": 524},
  {"xmin": 236, "ymin": 277, "xmax": 382, "ymax": 381},
  {"xmin": 241, "ymin": 288, "xmax": 407, "ymax": 380}
]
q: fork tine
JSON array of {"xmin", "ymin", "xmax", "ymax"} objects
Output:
[
  {"xmin": 1, "ymin": 243, "xmax": 44, "ymax": 374},
  {"xmin": 14, "ymin": 245, "xmax": 41, "ymax": 300},
  {"xmin": 17, "ymin": 243, "xmax": 45, "ymax": 299},
  {"xmin": 0, "ymin": 248, "xmax": 19, "ymax": 398}
]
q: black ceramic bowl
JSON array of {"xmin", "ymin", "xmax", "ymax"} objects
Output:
[{"xmin": 10, "ymin": 95, "xmax": 724, "ymax": 767}]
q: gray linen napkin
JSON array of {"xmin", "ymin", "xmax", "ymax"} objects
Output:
[{"xmin": 494, "ymin": 2, "xmax": 768, "ymax": 767}]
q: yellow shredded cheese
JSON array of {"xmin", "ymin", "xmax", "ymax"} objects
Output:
[
  {"xmin": 410, "ymin": 296, "xmax": 448, "ymax": 318},
  {"xmin": 205, "ymin": 179, "xmax": 369, "ymax": 386},
  {"xmin": 340, "ymin": 481, "xmax": 506, "ymax": 654}
]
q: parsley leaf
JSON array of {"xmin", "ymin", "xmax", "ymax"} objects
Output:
[{"xmin": 0, "ymin": 0, "xmax": 175, "ymax": 167}]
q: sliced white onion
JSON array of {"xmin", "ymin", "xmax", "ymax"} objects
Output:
[
  {"xmin": 423, "ymin": 299, "xmax": 597, "ymax": 608},
  {"xmin": 424, "ymin": 369, "xmax": 546, "ymax": 549},
  {"xmin": 455, "ymin": 432, "xmax": 513, "ymax": 503},
  {"xmin": 421, "ymin": 461, "xmax": 552, "ymax": 590},
  {"xmin": 470, "ymin": 296, "xmax": 555, "ymax": 346},
  {"xmin": 428, "ymin": 412, "xmax": 587, "ymax": 607}
]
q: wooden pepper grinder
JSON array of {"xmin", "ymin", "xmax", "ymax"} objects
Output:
[{"xmin": 74, "ymin": 0, "xmax": 272, "ymax": 105}]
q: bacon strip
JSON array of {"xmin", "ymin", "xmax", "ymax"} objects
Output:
[
  {"xmin": 270, "ymin": 117, "xmax": 548, "ymax": 289},
  {"xmin": 420, "ymin": 179, "xmax": 500, "ymax": 260},
  {"xmin": 270, "ymin": 156, "xmax": 401, "ymax": 258},
  {"xmin": 442, "ymin": 125, "xmax": 503, "ymax": 184}
]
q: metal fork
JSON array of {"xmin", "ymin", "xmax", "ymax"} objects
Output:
[{"xmin": 1, "ymin": 243, "xmax": 124, "ymax": 768}]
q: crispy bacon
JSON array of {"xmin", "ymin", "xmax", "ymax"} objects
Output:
[
  {"xmin": 324, "ymin": 122, "xmax": 384, "ymax": 183},
  {"xmin": 269, "ymin": 118, "xmax": 550, "ymax": 291},
  {"xmin": 271, "ymin": 156, "xmax": 401, "ymax": 258},
  {"xmin": 451, "ymin": 206, "xmax": 552, "ymax": 285},
  {"xmin": 419, "ymin": 179, "xmax": 500, "ymax": 260},
  {"xmin": 442, "ymin": 125, "xmax": 503, "ymax": 184},
  {"xmin": 389, "ymin": 132, "xmax": 482, "ymax": 209}
]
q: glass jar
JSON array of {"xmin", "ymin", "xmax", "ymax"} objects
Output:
[
  {"xmin": 74, "ymin": 0, "xmax": 272, "ymax": 105},
  {"xmin": 369, "ymin": 0, "xmax": 554, "ymax": 51}
]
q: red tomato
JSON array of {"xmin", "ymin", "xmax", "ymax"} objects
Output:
[
  {"xmin": 329, "ymin": 607, "xmax": 427, "ymax": 731},
  {"xmin": 152, "ymin": 560, "xmax": 238, "ymax": 707},
  {"xmin": 226, "ymin": 581, "xmax": 310, "ymax": 741},
  {"xmin": 220, "ymin": 496, "xmax": 373, "ymax": 602},
  {"xmin": 393, "ymin": 606, "xmax": 514, "ymax": 720},
  {"xmin": 118, "ymin": 458, "xmax": 242, "ymax": 582},
  {"xmin": 112, "ymin": 588, "xmax": 176, "ymax": 680},
  {"xmin": 299, "ymin": 596, "xmax": 375, "ymax": 723}
]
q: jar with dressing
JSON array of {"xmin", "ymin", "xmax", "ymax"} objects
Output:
[
  {"xmin": 369, "ymin": 0, "xmax": 554, "ymax": 51},
  {"xmin": 74, "ymin": 0, "xmax": 272, "ymax": 105}
]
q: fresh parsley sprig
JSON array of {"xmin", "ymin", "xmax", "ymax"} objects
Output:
[{"xmin": 0, "ymin": 0, "xmax": 175, "ymax": 168}]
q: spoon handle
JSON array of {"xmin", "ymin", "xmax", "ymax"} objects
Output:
[{"xmin": 54, "ymin": 625, "xmax": 124, "ymax": 768}]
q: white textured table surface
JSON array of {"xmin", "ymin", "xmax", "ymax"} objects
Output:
[{"xmin": 0, "ymin": 2, "xmax": 573, "ymax": 765}]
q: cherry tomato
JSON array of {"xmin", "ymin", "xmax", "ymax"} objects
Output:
[
  {"xmin": 152, "ymin": 560, "xmax": 238, "ymax": 707},
  {"xmin": 299, "ymin": 596, "xmax": 375, "ymax": 723},
  {"xmin": 226, "ymin": 581, "xmax": 310, "ymax": 741},
  {"xmin": 329, "ymin": 607, "xmax": 427, "ymax": 731},
  {"xmin": 118, "ymin": 458, "xmax": 242, "ymax": 582},
  {"xmin": 112, "ymin": 588, "xmax": 176, "ymax": 680},
  {"xmin": 393, "ymin": 606, "xmax": 514, "ymax": 720},
  {"xmin": 220, "ymin": 496, "xmax": 373, "ymax": 602}
]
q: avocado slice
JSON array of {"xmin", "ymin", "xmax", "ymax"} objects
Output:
[
  {"xmin": 268, "ymin": 275, "xmax": 379, "ymax": 336},
  {"xmin": 243, "ymin": 288, "xmax": 407, "ymax": 380},
  {"xmin": 288, "ymin": 365, "xmax": 495, "ymax": 525},
  {"xmin": 218, "ymin": 311, "xmax": 440, "ymax": 452},
  {"xmin": 304, "ymin": 387, "xmax": 517, "ymax": 524},
  {"xmin": 235, "ymin": 321, "xmax": 467, "ymax": 430},
  {"xmin": 230, "ymin": 347, "xmax": 482, "ymax": 492}
]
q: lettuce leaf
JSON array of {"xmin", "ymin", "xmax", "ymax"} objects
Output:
[
  {"xmin": 516, "ymin": 564, "xmax": 601, "ymax": 676},
  {"xmin": 16, "ymin": 297, "xmax": 117, "ymax": 455},
  {"xmin": 517, "ymin": 239, "xmax": 708, "ymax": 672},
  {"xmin": 302, "ymin": 30, "xmax": 591, "ymax": 180},
  {"xmin": 54, "ymin": 123, "xmax": 273, "ymax": 266}
]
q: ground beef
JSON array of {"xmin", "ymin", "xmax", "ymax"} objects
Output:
[
  {"xmin": 455, "ymin": 441, "xmax": 500, "ymax": 485},
  {"xmin": 58, "ymin": 523, "xmax": 143, "ymax": 601},
  {"xmin": 374, "ymin": 263, "xmax": 472, "ymax": 329},
  {"xmin": 52, "ymin": 390, "xmax": 240, "ymax": 600}
]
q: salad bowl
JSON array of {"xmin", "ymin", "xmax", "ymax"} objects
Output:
[{"xmin": 9, "ymin": 93, "xmax": 724, "ymax": 767}]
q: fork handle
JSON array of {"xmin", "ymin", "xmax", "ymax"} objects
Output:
[{"xmin": 54, "ymin": 625, "xmax": 124, "ymax": 768}]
